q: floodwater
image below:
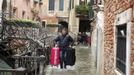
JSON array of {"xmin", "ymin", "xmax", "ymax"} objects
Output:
[{"xmin": 44, "ymin": 46, "xmax": 96, "ymax": 75}]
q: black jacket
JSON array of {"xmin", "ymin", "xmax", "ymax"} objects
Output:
[{"xmin": 54, "ymin": 34, "xmax": 73, "ymax": 47}]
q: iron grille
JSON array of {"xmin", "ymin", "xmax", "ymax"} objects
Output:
[{"xmin": 116, "ymin": 24, "xmax": 127, "ymax": 74}]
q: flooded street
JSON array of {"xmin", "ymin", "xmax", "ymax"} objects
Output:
[{"xmin": 44, "ymin": 45, "xmax": 96, "ymax": 75}]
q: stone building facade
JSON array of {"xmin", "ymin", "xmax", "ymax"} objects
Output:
[
  {"xmin": 42, "ymin": 0, "xmax": 71, "ymax": 25},
  {"xmin": 68, "ymin": 0, "xmax": 79, "ymax": 33},
  {"xmin": 69, "ymin": 0, "xmax": 90, "ymax": 33},
  {"xmin": 11, "ymin": 0, "xmax": 45, "ymax": 21},
  {"xmin": 103, "ymin": 0, "xmax": 134, "ymax": 75}
]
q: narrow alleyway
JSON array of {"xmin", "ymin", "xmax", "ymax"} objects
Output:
[{"xmin": 44, "ymin": 45, "xmax": 96, "ymax": 75}]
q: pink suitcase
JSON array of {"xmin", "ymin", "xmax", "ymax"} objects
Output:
[{"xmin": 50, "ymin": 47, "xmax": 60, "ymax": 66}]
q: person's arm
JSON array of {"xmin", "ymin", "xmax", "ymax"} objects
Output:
[
  {"xmin": 68, "ymin": 36, "xmax": 74, "ymax": 46},
  {"xmin": 54, "ymin": 36, "xmax": 60, "ymax": 42},
  {"xmin": 54, "ymin": 36, "xmax": 60, "ymax": 46}
]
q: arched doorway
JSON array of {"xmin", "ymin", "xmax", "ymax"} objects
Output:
[
  {"xmin": 58, "ymin": 21, "xmax": 68, "ymax": 32},
  {"xmin": 79, "ymin": 19, "xmax": 91, "ymax": 32},
  {"xmin": 58, "ymin": 21, "xmax": 68, "ymax": 29}
]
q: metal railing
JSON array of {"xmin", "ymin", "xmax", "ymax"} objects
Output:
[
  {"xmin": 0, "ymin": 12, "xmax": 58, "ymax": 75},
  {"xmin": 0, "ymin": 68, "xmax": 26, "ymax": 75},
  {"xmin": 12, "ymin": 55, "xmax": 46, "ymax": 75},
  {"xmin": 0, "ymin": 55, "xmax": 46, "ymax": 75}
]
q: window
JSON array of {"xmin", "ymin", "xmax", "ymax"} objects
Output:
[
  {"xmin": 79, "ymin": 0, "xmax": 87, "ymax": 5},
  {"xmin": 69, "ymin": 0, "xmax": 71, "ymax": 10},
  {"xmin": 72, "ymin": 0, "xmax": 74, "ymax": 8},
  {"xmin": 116, "ymin": 24, "xmax": 127, "ymax": 74},
  {"xmin": 22, "ymin": 11, "xmax": 25, "ymax": 18},
  {"xmin": 59, "ymin": 0, "xmax": 64, "ymax": 11},
  {"xmin": 69, "ymin": 0, "xmax": 74, "ymax": 10},
  {"xmin": 13, "ymin": 8, "xmax": 16, "ymax": 15},
  {"xmin": 92, "ymin": 0, "xmax": 103, "ymax": 5},
  {"xmin": 93, "ymin": 0, "xmax": 97, "ymax": 5},
  {"xmin": 13, "ymin": 8, "xmax": 17, "ymax": 17},
  {"xmin": 49, "ymin": 0, "xmax": 55, "ymax": 10},
  {"xmin": 42, "ymin": 21, "xmax": 46, "ymax": 27}
]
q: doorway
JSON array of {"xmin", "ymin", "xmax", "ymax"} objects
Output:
[
  {"xmin": 58, "ymin": 21, "xmax": 68, "ymax": 32},
  {"xmin": 58, "ymin": 21, "xmax": 68, "ymax": 28},
  {"xmin": 79, "ymin": 19, "xmax": 90, "ymax": 32}
]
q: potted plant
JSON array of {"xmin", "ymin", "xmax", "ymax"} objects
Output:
[{"xmin": 75, "ymin": 4, "xmax": 89, "ymax": 17}]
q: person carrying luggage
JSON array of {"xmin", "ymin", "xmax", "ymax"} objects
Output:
[{"xmin": 54, "ymin": 27, "xmax": 74, "ymax": 69}]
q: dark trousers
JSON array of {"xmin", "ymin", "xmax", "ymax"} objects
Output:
[{"xmin": 60, "ymin": 48, "xmax": 67, "ymax": 69}]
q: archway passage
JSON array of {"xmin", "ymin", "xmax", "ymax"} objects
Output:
[
  {"xmin": 58, "ymin": 21, "xmax": 68, "ymax": 32},
  {"xmin": 79, "ymin": 19, "xmax": 91, "ymax": 32},
  {"xmin": 58, "ymin": 21, "xmax": 68, "ymax": 29}
]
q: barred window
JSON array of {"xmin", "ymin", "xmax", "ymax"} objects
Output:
[
  {"xmin": 59, "ymin": 0, "xmax": 64, "ymax": 11},
  {"xmin": 116, "ymin": 24, "xmax": 127, "ymax": 74},
  {"xmin": 49, "ymin": 0, "xmax": 55, "ymax": 10}
]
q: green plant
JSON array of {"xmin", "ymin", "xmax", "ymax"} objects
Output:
[
  {"xmin": 3, "ymin": 19, "xmax": 39, "ymax": 28},
  {"xmin": 75, "ymin": 4, "xmax": 89, "ymax": 15},
  {"xmin": 87, "ymin": 1, "xmax": 94, "ymax": 19}
]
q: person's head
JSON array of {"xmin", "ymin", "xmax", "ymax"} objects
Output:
[{"xmin": 61, "ymin": 28, "xmax": 68, "ymax": 35}]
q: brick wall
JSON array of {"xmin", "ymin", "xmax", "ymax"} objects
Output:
[
  {"xmin": 104, "ymin": 0, "xmax": 134, "ymax": 75},
  {"xmin": 11, "ymin": 0, "xmax": 45, "ymax": 20},
  {"xmin": 131, "ymin": 18, "xmax": 134, "ymax": 74}
]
